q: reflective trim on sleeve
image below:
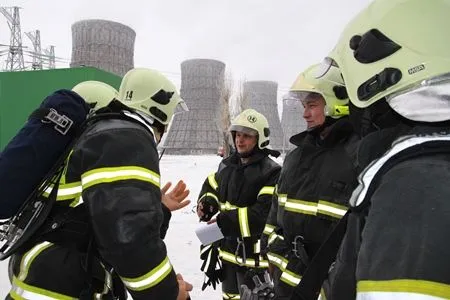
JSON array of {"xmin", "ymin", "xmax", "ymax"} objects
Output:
[
  {"xmin": 220, "ymin": 201, "xmax": 239, "ymax": 211},
  {"xmin": 267, "ymin": 252, "xmax": 288, "ymax": 271},
  {"xmin": 238, "ymin": 207, "xmax": 251, "ymax": 237},
  {"xmin": 317, "ymin": 200, "xmax": 347, "ymax": 219},
  {"xmin": 357, "ymin": 279, "xmax": 450, "ymax": 299},
  {"xmin": 120, "ymin": 256, "xmax": 173, "ymax": 291},
  {"xmin": 278, "ymin": 194, "xmax": 287, "ymax": 207},
  {"xmin": 219, "ymin": 249, "xmax": 269, "ymax": 268},
  {"xmin": 223, "ymin": 292, "xmax": 241, "ymax": 299},
  {"xmin": 280, "ymin": 269, "xmax": 302, "ymax": 287},
  {"xmin": 207, "ymin": 173, "xmax": 218, "ymax": 191},
  {"xmin": 81, "ymin": 166, "xmax": 160, "ymax": 190},
  {"xmin": 254, "ymin": 240, "xmax": 261, "ymax": 254},
  {"xmin": 11, "ymin": 276, "xmax": 76, "ymax": 300},
  {"xmin": 285, "ymin": 198, "xmax": 317, "ymax": 215},
  {"xmin": 268, "ymin": 232, "xmax": 284, "ymax": 245},
  {"xmin": 258, "ymin": 186, "xmax": 275, "ymax": 197},
  {"xmin": 18, "ymin": 241, "xmax": 53, "ymax": 281},
  {"xmin": 198, "ymin": 192, "xmax": 219, "ymax": 204},
  {"xmin": 263, "ymin": 224, "xmax": 275, "ymax": 235},
  {"xmin": 43, "ymin": 182, "xmax": 82, "ymax": 201}
]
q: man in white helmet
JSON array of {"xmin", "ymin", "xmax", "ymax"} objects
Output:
[
  {"xmin": 196, "ymin": 109, "xmax": 282, "ymax": 300},
  {"xmin": 7, "ymin": 69, "xmax": 192, "ymax": 300},
  {"xmin": 260, "ymin": 63, "xmax": 359, "ymax": 300},
  {"xmin": 320, "ymin": 0, "xmax": 450, "ymax": 299}
]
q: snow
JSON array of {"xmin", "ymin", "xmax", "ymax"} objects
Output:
[{"xmin": 0, "ymin": 155, "xmax": 225, "ymax": 299}]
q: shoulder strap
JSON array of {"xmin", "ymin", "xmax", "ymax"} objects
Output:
[{"xmin": 290, "ymin": 138, "xmax": 450, "ymax": 300}]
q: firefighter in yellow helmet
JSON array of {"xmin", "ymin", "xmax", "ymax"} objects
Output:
[
  {"xmin": 72, "ymin": 80, "xmax": 118, "ymax": 111},
  {"xmin": 7, "ymin": 68, "xmax": 192, "ymax": 300},
  {"xmin": 318, "ymin": 0, "xmax": 450, "ymax": 299},
  {"xmin": 196, "ymin": 108, "xmax": 281, "ymax": 300},
  {"xmin": 259, "ymin": 63, "xmax": 359, "ymax": 299}
]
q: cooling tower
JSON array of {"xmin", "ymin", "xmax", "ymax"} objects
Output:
[
  {"xmin": 281, "ymin": 92, "xmax": 307, "ymax": 152},
  {"xmin": 243, "ymin": 81, "xmax": 284, "ymax": 152},
  {"xmin": 70, "ymin": 19, "xmax": 135, "ymax": 76},
  {"xmin": 163, "ymin": 59, "xmax": 226, "ymax": 155}
]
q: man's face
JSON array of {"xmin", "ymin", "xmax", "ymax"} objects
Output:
[
  {"xmin": 235, "ymin": 131, "xmax": 258, "ymax": 154},
  {"xmin": 302, "ymin": 94, "xmax": 326, "ymax": 129}
]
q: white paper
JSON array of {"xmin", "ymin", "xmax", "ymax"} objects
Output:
[{"xmin": 195, "ymin": 222, "xmax": 224, "ymax": 245}]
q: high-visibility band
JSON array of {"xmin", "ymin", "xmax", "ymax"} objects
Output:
[
  {"xmin": 268, "ymin": 232, "xmax": 284, "ymax": 245},
  {"xmin": 219, "ymin": 249, "xmax": 268, "ymax": 268},
  {"xmin": 208, "ymin": 173, "xmax": 218, "ymax": 191},
  {"xmin": 258, "ymin": 186, "xmax": 275, "ymax": 197},
  {"xmin": 254, "ymin": 240, "xmax": 261, "ymax": 254},
  {"xmin": 267, "ymin": 252, "xmax": 288, "ymax": 271},
  {"xmin": 238, "ymin": 207, "xmax": 251, "ymax": 237},
  {"xmin": 280, "ymin": 269, "xmax": 302, "ymax": 287},
  {"xmin": 285, "ymin": 199, "xmax": 317, "ymax": 215},
  {"xmin": 220, "ymin": 201, "xmax": 238, "ymax": 211},
  {"xmin": 263, "ymin": 224, "xmax": 275, "ymax": 235},
  {"xmin": 357, "ymin": 279, "xmax": 450, "ymax": 299},
  {"xmin": 43, "ymin": 182, "xmax": 82, "ymax": 201},
  {"xmin": 18, "ymin": 241, "xmax": 53, "ymax": 281},
  {"xmin": 11, "ymin": 276, "xmax": 76, "ymax": 300},
  {"xmin": 278, "ymin": 194, "xmax": 287, "ymax": 207},
  {"xmin": 223, "ymin": 292, "xmax": 240, "ymax": 299},
  {"xmin": 81, "ymin": 166, "xmax": 160, "ymax": 190},
  {"xmin": 198, "ymin": 192, "xmax": 219, "ymax": 204},
  {"xmin": 121, "ymin": 256, "xmax": 173, "ymax": 291},
  {"xmin": 318, "ymin": 200, "xmax": 347, "ymax": 219}
]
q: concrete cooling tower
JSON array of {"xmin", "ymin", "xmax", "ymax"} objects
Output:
[
  {"xmin": 71, "ymin": 19, "xmax": 135, "ymax": 76},
  {"xmin": 243, "ymin": 81, "xmax": 284, "ymax": 152},
  {"xmin": 163, "ymin": 59, "xmax": 226, "ymax": 155},
  {"xmin": 281, "ymin": 92, "xmax": 307, "ymax": 152}
]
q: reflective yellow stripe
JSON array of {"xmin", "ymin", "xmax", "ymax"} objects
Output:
[
  {"xmin": 267, "ymin": 252, "xmax": 288, "ymax": 271},
  {"xmin": 268, "ymin": 232, "xmax": 284, "ymax": 245},
  {"xmin": 263, "ymin": 224, "xmax": 275, "ymax": 235},
  {"xmin": 280, "ymin": 269, "xmax": 302, "ymax": 286},
  {"xmin": 121, "ymin": 256, "xmax": 173, "ymax": 291},
  {"xmin": 219, "ymin": 249, "xmax": 268, "ymax": 268},
  {"xmin": 317, "ymin": 200, "xmax": 347, "ymax": 219},
  {"xmin": 220, "ymin": 201, "xmax": 238, "ymax": 211},
  {"xmin": 11, "ymin": 276, "xmax": 76, "ymax": 300},
  {"xmin": 18, "ymin": 241, "xmax": 53, "ymax": 281},
  {"xmin": 207, "ymin": 173, "xmax": 218, "ymax": 191},
  {"xmin": 254, "ymin": 240, "xmax": 261, "ymax": 254},
  {"xmin": 223, "ymin": 292, "xmax": 240, "ymax": 299},
  {"xmin": 238, "ymin": 207, "xmax": 251, "ymax": 237},
  {"xmin": 43, "ymin": 182, "xmax": 82, "ymax": 201},
  {"xmin": 81, "ymin": 166, "xmax": 160, "ymax": 190},
  {"xmin": 258, "ymin": 186, "xmax": 275, "ymax": 197},
  {"xmin": 198, "ymin": 192, "xmax": 219, "ymax": 204},
  {"xmin": 285, "ymin": 198, "xmax": 317, "ymax": 215},
  {"xmin": 357, "ymin": 279, "xmax": 450, "ymax": 299},
  {"xmin": 278, "ymin": 194, "xmax": 287, "ymax": 207}
]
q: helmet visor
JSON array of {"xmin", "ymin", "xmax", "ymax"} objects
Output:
[
  {"xmin": 387, "ymin": 72, "xmax": 450, "ymax": 122},
  {"xmin": 315, "ymin": 57, "xmax": 339, "ymax": 79},
  {"xmin": 229, "ymin": 124, "xmax": 258, "ymax": 136}
]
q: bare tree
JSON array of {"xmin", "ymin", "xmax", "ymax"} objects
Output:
[
  {"xmin": 217, "ymin": 72, "xmax": 234, "ymax": 158},
  {"xmin": 231, "ymin": 78, "xmax": 249, "ymax": 119}
]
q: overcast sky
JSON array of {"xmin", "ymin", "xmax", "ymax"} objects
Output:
[{"xmin": 0, "ymin": 0, "xmax": 371, "ymax": 95}]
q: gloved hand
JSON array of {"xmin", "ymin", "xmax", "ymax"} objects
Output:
[
  {"xmin": 197, "ymin": 198, "xmax": 219, "ymax": 222},
  {"xmin": 200, "ymin": 243, "xmax": 224, "ymax": 290},
  {"xmin": 240, "ymin": 271, "xmax": 275, "ymax": 300}
]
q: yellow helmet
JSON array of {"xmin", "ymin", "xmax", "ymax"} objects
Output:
[
  {"xmin": 72, "ymin": 80, "xmax": 117, "ymax": 111},
  {"xmin": 117, "ymin": 68, "xmax": 188, "ymax": 125},
  {"xmin": 328, "ymin": 0, "xmax": 450, "ymax": 121},
  {"xmin": 229, "ymin": 109, "xmax": 270, "ymax": 149},
  {"xmin": 290, "ymin": 63, "xmax": 349, "ymax": 118}
]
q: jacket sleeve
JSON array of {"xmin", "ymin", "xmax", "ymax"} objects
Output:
[
  {"xmin": 197, "ymin": 172, "xmax": 220, "ymax": 219},
  {"xmin": 73, "ymin": 127, "xmax": 178, "ymax": 300},
  {"xmin": 217, "ymin": 166, "xmax": 280, "ymax": 238}
]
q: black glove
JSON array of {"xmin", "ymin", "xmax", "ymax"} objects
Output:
[
  {"xmin": 199, "ymin": 198, "xmax": 219, "ymax": 222},
  {"xmin": 200, "ymin": 243, "xmax": 224, "ymax": 290}
]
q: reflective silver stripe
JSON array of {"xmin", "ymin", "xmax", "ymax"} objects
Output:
[
  {"xmin": 11, "ymin": 276, "xmax": 76, "ymax": 300},
  {"xmin": 285, "ymin": 198, "xmax": 317, "ymax": 215},
  {"xmin": 268, "ymin": 232, "xmax": 284, "ymax": 245},
  {"xmin": 81, "ymin": 166, "xmax": 160, "ymax": 190},
  {"xmin": 263, "ymin": 224, "xmax": 275, "ymax": 235},
  {"xmin": 220, "ymin": 201, "xmax": 238, "ymax": 211},
  {"xmin": 258, "ymin": 186, "xmax": 275, "ymax": 197},
  {"xmin": 317, "ymin": 200, "xmax": 347, "ymax": 219},
  {"xmin": 121, "ymin": 256, "xmax": 173, "ymax": 291},
  {"xmin": 238, "ymin": 207, "xmax": 251, "ymax": 237},
  {"xmin": 18, "ymin": 241, "xmax": 53, "ymax": 281},
  {"xmin": 223, "ymin": 292, "xmax": 241, "ymax": 299},
  {"xmin": 43, "ymin": 183, "xmax": 82, "ymax": 201},
  {"xmin": 254, "ymin": 240, "xmax": 261, "ymax": 254},
  {"xmin": 207, "ymin": 173, "xmax": 218, "ymax": 191},
  {"xmin": 357, "ymin": 279, "xmax": 450, "ymax": 299},
  {"xmin": 278, "ymin": 194, "xmax": 287, "ymax": 207},
  {"xmin": 351, "ymin": 134, "xmax": 450, "ymax": 207},
  {"xmin": 219, "ymin": 249, "xmax": 269, "ymax": 268},
  {"xmin": 198, "ymin": 192, "xmax": 219, "ymax": 204},
  {"xmin": 280, "ymin": 269, "xmax": 302, "ymax": 286},
  {"xmin": 267, "ymin": 252, "xmax": 288, "ymax": 271}
]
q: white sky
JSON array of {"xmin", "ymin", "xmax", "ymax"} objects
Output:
[{"xmin": 0, "ymin": 0, "xmax": 372, "ymax": 94}]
